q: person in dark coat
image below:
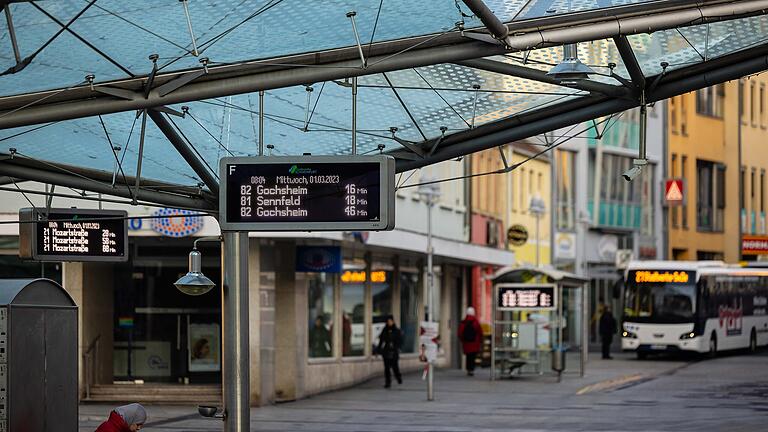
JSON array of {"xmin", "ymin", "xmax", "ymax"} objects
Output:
[
  {"xmin": 599, "ymin": 305, "xmax": 618, "ymax": 359},
  {"xmin": 309, "ymin": 316, "xmax": 332, "ymax": 357},
  {"xmin": 377, "ymin": 315, "xmax": 403, "ymax": 388},
  {"xmin": 458, "ymin": 307, "xmax": 484, "ymax": 376},
  {"xmin": 95, "ymin": 403, "xmax": 147, "ymax": 432}
]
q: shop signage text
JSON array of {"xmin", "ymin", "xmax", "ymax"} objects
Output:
[
  {"xmin": 742, "ymin": 235, "xmax": 768, "ymax": 255},
  {"xmin": 341, "ymin": 270, "xmax": 387, "ymax": 283}
]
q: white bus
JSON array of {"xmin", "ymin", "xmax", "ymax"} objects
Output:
[{"xmin": 622, "ymin": 261, "xmax": 768, "ymax": 358}]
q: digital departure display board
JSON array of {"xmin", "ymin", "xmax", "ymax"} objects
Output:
[
  {"xmin": 219, "ymin": 156, "xmax": 395, "ymax": 231},
  {"xmin": 19, "ymin": 208, "xmax": 128, "ymax": 262},
  {"xmin": 497, "ymin": 284, "xmax": 556, "ymax": 311}
]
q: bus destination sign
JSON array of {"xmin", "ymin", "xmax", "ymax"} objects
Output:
[
  {"xmin": 220, "ymin": 156, "xmax": 396, "ymax": 231},
  {"xmin": 19, "ymin": 208, "xmax": 128, "ymax": 262}
]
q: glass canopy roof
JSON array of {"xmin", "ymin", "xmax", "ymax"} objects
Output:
[{"xmin": 0, "ymin": 0, "xmax": 766, "ymax": 208}]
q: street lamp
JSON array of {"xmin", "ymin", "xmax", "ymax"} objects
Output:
[
  {"xmin": 174, "ymin": 237, "xmax": 219, "ymax": 296},
  {"xmin": 528, "ymin": 195, "xmax": 546, "ymax": 267},
  {"xmin": 547, "ymin": 44, "xmax": 596, "ymax": 85},
  {"xmin": 417, "ymin": 177, "xmax": 440, "ymax": 402}
]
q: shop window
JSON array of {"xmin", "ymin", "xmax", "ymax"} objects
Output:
[
  {"xmin": 341, "ymin": 273, "xmax": 365, "ymax": 357},
  {"xmin": 371, "ymin": 269, "xmax": 393, "ymax": 350},
  {"xmin": 556, "ymin": 150, "xmax": 576, "ymax": 231},
  {"xmin": 308, "ymin": 273, "xmax": 334, "ymax": 358},
  {"xmin": 399, "ymin": 271, "xmax": 419, "ymax": 354}
]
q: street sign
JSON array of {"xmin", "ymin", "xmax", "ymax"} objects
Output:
[
  {"xmin": 219, "ymin": 156, "xmax": 396, "ymax": 231},
  {"xmin": 497, "ymin": 284, "xmax": 556, "ymax": 311},
  {"xmin": 615, "ymin": 249, "xmax": 634, "ymax": 270},
  {"xmin": 664, "ymin": 179, "xmax": 684, "ymax": 206},
  {"xmin": 19, "ymin": 208, "xmax": 128, "ymax": 262}
]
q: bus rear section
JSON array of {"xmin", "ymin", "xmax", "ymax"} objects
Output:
[{"xmin": 622, "ymin": 268, "xmax": 706, "ymax": 356}]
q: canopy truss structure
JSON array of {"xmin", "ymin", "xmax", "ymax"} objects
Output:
[{"xmin": 1, "ymin": 0, "xmax": 768, "ymax": 211}]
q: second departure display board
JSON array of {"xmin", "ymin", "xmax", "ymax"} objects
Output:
[
  {"xmin": 19, "ymin": 208, "xmax": 128, "ymax": 262},
  {"xmin": 219, "ymin": 156, "xmax": 396, "ymax": 231}
]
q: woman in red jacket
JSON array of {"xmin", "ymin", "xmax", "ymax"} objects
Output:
[
  {"xmin": 458, "ymin": 307, "xmax": 484, "ymax": 376},
  {"xmin": 95, "ymin": 403, "xmax": 147, "ymax": 432}
]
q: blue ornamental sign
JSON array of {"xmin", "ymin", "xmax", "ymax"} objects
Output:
[{"xmin": 150, "ymin": 208, "xmax": 204, "ymax": 238}]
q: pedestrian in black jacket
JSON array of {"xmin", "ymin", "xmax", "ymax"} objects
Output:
[
  {"xmin": 599, "ymin": 306, "xmax": 618, "ymax": 359},
  {"xmin": 377, "ymin": 316, "xmax": 403, "ymax": 388}
]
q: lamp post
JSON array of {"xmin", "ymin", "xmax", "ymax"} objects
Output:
[
  {"xmin": 528, "ymin": 195, "xmax": 546, "ymax": 267},
  {"xmin": 417, "ymin": 178, "xmax": 440, "ymax": 401}
]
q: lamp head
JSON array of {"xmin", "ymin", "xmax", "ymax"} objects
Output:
[{"xmin": 174, "ymin": 249, "xmax": 216, "ymax": 296}]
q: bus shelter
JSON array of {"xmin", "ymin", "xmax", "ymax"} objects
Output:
[{"xmin": 490, "ymin": 267, "xmax": 588, "ymax": 381}]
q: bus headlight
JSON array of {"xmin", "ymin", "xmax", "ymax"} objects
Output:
[
  {"xmin": 622, "ymin": 330, "xmax": 638, "ymax": 339},
  {"xmin": 679, "ymin": 332, "xmax": 696, "ymax": 340}
]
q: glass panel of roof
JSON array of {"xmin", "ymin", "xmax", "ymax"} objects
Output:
[
  {"xmin": 494, "ymin": 39, "xmax": 631, "ymax": 86},
  {"xmin": 513, "ymin": 0, "xmax": 656, "ymax": 20},
  {"xmin": 630, "ymin": 16, "xmax": 768, "ymax": 77},
  {"xmin": 0, "ymin": 62, "xmax": 583, "ymax": 186},
  {"xmin": 0, "ymin": 111, "xmax": 201, "ymax": 187},
  {"xmin": 0, "ymin": 0, "xmax": 521, "ymax": 96}
]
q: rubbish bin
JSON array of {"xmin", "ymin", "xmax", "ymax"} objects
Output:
[
  {"xmin": 0, "ymin": 279, "xmax": 78, "ymax": 432},
  {"xmin": 551, "ymin": 344, "xmax": 567, "ymax": 373}
]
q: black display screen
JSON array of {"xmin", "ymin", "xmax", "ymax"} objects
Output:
[
  {"xmin": 497, "ymin": 286, "xmax": 556, "ymax": 310},
  {"xmin": 23, "ymin": 210, "xmax": 128, "ymax": 262},
  {"xmin": 224, "ymin": 162, "xmax": 382, "ymax": 225}
]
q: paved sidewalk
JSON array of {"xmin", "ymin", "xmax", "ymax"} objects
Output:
[{"xmin": 80, "ymin": 352, "xmax": 768, "ymax": 431}]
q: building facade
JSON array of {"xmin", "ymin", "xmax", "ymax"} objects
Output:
[{"xmin": 554, "ymin": 103, "xmax": 666, "ymax": 348}]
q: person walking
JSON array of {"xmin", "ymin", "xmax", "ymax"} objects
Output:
[
  {"xmin": 377, "ymin": 315, "xmax": 403, "ymax": 388},
  {"xmin": 458, "ymin": 307, "xmax": 483, "ymax": 376},
  {"xmin": 599, "ymin": 305, "xmax": 618, "ymax": 359},
  {"xmin": 95, "ymin": 403, "xmax": 147, "ymax": 431}
]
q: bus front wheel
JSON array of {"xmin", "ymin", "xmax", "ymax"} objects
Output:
[{"xmin": 636, "ymin": 351, "xmax": 647, "ymax": 360}]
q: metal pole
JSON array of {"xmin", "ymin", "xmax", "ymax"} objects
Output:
[
  {"xmin": 580, "ymin": 283, "xmax": 587, "ymax": 377},
  {"xmin": 222, "ymin": 231, "xmax": 250, "ymax": 432},
  {"xmin": 426, "ymin": 200, "xmax": 434, "ymax": 401},
  {"xmin": 258, "ymin": 90, "xmax": 264, "ymax": 156},
  {"xmin": 4, "ymin": 7, "xmax": 22, "ymax": 64},
  {"xmin": 558, "ymin": 285, "xmax": 564, "ymax": 383},
  {"xmin": 352, "ymin": 76, "xmax": 357, "ymax": 155},
  {"xmin": 535, "ymin": 214, "xmax": 540, "ymax": 267}
]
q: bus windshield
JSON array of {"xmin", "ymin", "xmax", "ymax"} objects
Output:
[{"xmin": 624, "ymin": 282, "xmax": 697, "ymax": 323}]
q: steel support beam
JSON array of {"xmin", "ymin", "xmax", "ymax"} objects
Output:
[
  {"xmin": 613, "ymin": 35, "xmax": 646, "ymax": 90},
  {"xmin": 461, "ymin": 0, "xmax": 509, "ymax": 40},
  {"xmin": 455, "ymin": 58, "xmax": 631, "ymax": 98},
  {"xmin": 0, "ymin": 160, "xmax": 215, "ymax": 209},
  {"xmin": 397, "ymin": 43, "xmax": 768, "ymax": 172},
  {"xmin": 0, "ymin": 0, "xmax": 765, "ymax": 129},
  {"xmin": 148, "ymin": 110, "xmax": 220, "ymax": 196}
]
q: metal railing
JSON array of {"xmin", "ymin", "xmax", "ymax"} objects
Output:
[{"xmin": 83, "ymin": 334, "xmax": 101, "ymax": 400}]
